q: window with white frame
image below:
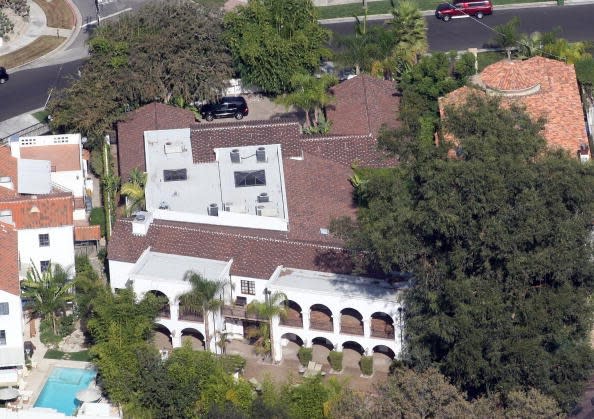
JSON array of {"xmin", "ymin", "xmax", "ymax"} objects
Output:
[
  {"xmin": 240, "ymin": 280, "xmax": 255, "ymax": 295},
  {"xmin": 39, "ymin": 233, "xmax": 50, "ymax": 247},
  {"xmin": 0, "ymin": 302, "xmax": 8, "ymax": 315}
]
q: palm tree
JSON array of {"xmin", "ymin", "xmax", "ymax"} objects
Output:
[
  {"xmin": 493, "ymin": 17, "xmax": 521, "ymax": 59},
  {"xmin": 120, "ymin": 167, "xmax": 147, "ymax": 216},
  {"xmin": 390, "ymin": 0, "xmax": 428, "ymax": 65},
  {"xmin": 277, "ymin": 73, "xmax": 337, "ymax": 131},
  {"xmin": 178, "ymin": 272, "xmax": 225, "ymax": 352},
  {"xmin": 246, "ymin": 291, "xmax": 288, "ymax": 359},
  {"xmin": 21, "ymin": 262, "xmax": 74, "ymax": 335}
]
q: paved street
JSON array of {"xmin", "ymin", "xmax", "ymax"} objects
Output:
[{"xmin": 323, "ymin": 3, "xmax": 594, "ymax": 51}]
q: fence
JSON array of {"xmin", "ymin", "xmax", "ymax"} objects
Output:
[{"xmin": 0, "ymin": 123, "xmax": 50, "ymax": 145}]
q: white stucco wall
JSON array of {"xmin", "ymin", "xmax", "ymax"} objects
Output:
[
  {"xmin": 52, "ymin": 170, "xmax": 85, "ymax": 197},
  {"xmin": 18, "ymin": 226, "xmax": 75, "ymax": 275},
  {"xmin": 0, "ymin": 291, "xmax": 25, "ymax": 368}
]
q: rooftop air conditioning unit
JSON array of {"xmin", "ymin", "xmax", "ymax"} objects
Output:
[
  {"xmin": 208, "ymin": 203, "xmax": 219, "ymax": 216},
  {"xmin": 256, "ymin": 147, "xmax": 267, "ymax": 163},
  {"xmin": 257, "ymin": 192, "xmax": 269, "ymax": 203},
  {"xmin": 230, "ymin": 149, "xmax": 241, "ymax": 163}
]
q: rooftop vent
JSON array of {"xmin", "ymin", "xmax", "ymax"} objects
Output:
[
  {"xmin": 256, "ymin": 147, "xmax": 266, "ymax": 163},
  {"xmin": 320, "ymin": 228, "xmax": 329, "ymax": 235},
  {"xmin": 135, "ymin": 213, "xmax": 145, "ymax": 222},
  {"xmin": 158, "ymin": 201, "xmax": 169, "ymax": 210},
  {"xmin": 257, "ymin": 192, "xmax": 269, "ymax": 203},
  {"xmin": 230, "ymin": 149, "xmax": 240, "ymax": 164},
  {"xmin": 208, "ymin": 203, "xmax": 219, "ymax": 216}
]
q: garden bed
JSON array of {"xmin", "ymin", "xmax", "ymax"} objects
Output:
[{"xmin": 32, "ymin": 0, "xmax": 75, "ymax": 29}]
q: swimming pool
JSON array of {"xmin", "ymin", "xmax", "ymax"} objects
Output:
[{"xmin": 34, "ymin": 367, "xmax": 97, "ymax": 415}]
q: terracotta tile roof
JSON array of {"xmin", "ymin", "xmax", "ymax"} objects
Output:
[
  {"xmin": 0, "ymin": 147, "xmax": 18, "ymax": 198},
  {"xmin": 19, "ymin": 144, "xmax": 81, "ymax": 171},
  {"xmin": 74, "ymin": 224, "xmax": 101, "ymax": 241},
  {"xmin": 439, "ymin": 57, "xmax": 588, "ymax": 156},
  {"xmin": 190, "ymin": 120, "xmax": 303, "ymax": 163},
  {"xmin": 0, "ymin": 221, "xmax": 19, "ymax": 295},
  {"xmin": 326, "ymin": 74, "xmax": 401, "ymax": 137},
  {"xmin": 0, "ymin": 194, "xmax": 73, "ymax": 229},
  {"xmin": 117, "ymin": 103, "xmax": 196, "ymax": 181},
  {"xmin": 107, "ymin": 219, "xmax": 354, "ymax": 278},
  {"xmin": 283, "ymin": 153, "xmax": 356, "ymax": 244},
  {"xmin": 481, "ymin": 59, "xmax": 538, "ymax": 91}
]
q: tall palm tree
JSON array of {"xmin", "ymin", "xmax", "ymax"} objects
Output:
[
  {"xmin": 120, "ymin": 167, "xmax": 147, "ymax": 216},
  {"xmin": 178, "ymin": 272, "xmax": 225, "ymax": 352},
  {"xmin": 390, "ymin": 0, "xmax": 428, "ymax": 66},
  {"xmin": 246, "ymin": 291, "xmax": 288, "ymax": 359},
  {"xmin": 21, "ymin": 263, "xmax": 74, "ymax": 335}
]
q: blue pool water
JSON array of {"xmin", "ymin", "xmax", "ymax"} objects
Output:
[{"xmin": 34, "ymin": 367, "xmax": 97, "ymax": 415}]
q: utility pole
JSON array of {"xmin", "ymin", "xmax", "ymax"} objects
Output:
[{"xmin": 95, "ymin": 0, "xmax": 101, "ymax": 27}]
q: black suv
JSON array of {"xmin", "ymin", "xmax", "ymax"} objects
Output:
[
  {"xmin": 200, "ymin": 96, "xmax": 249, "ymax": 121},
  {"xmin": 0, "ymin": 67, "xmax": 8, "ymax": 84}
]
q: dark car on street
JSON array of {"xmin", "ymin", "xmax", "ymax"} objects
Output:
[
  {"xmin": 435, "ymin": 0, "xmax": 493, "ymax": 21},
  {"xmin": 0, "ymin": 67, "xmax": 8, "ymax": 84},
  {"xmin": 200, "ymin": 96, "xmax": 249, "ymax": 121}
]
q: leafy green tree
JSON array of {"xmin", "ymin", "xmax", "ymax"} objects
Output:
[
  {"xmin": 178, "ymin": 272, "xmax": 225, "ymax": 352},
  {"xmin": 120, "ymin": 167, "xmax": 147, "ymax": 216},
  {"xmin": 48, "ymin": 0, "xmax": 232, "ymax": 143},
  {"xmin": 338, "ymin": 94, "xmax": 594, "ymax": 411},
  {"xmin": 21, "ymin": 263, "xmax": 74, "ymax": 335},
  {"xmin": 87, "ymin": 287, "xmax": 162, "ymax": 404},
  {"xmin": 73, "ymin": 255, "xmax": 103, "ymax": 328},
  {"xmin": 224, "ymin": 0, "xmax": 331, "ymax": 94},
  {"xmin": 503, "ymin": 388, "xmax": 563, "ymax": 418},
  {"xmin": 276, "ymin": 73, "xmax": 337, "ymax": 130},
  {"xmin": 246, "ymin": 291, "xmax": 287, "ymax": 359}
]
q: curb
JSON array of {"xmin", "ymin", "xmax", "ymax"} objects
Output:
[
  {"xmin": 318, "ymin": 0, "xmax": 594, "ymax": 23},
  {"xmin": 7, "ymin": 0, "xmax": 82, "ymax": 72}
]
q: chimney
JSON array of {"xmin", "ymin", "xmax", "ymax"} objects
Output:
[
  {"xmin": 132, "ymin": 211, "xmax": 153, "ymax": 236},
  {"xmin": 579, "ymin": 143, "xmax": 590, "ymax": 163}
]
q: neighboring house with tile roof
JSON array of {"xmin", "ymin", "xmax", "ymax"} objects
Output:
[
  {"xmin": 116, "ymin": 102, "xmax": 196, "ymax": 182},
  {"xmin": 0, "ymin": 221, "xmax": 25, "ymax": 373},
  {"xmin": 108, "ymin": 122, "xmax": 404, "ymax": 362},
  {"xmin": 0, "ymin": 133, "xmax": 100, "ymax": 278},
  {"xmin": 439, "ymin": 57, "xmax": 590, "ymax": 160},
  {"xmin": 326, "ymin": 74, "xmax": 400, "ymax": 138}
]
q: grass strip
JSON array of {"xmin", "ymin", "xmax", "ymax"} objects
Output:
[
  {"xmin": 0, "ymin": 36, "xmax": 65, "ymax": 69},
  {"xmin": 317, "ymin": 0, "xmax": 547, "ymax": 20},
  {"xmin": 44, "ymin": 349, "xmax": 91, "ymax": 361},
  {"xmin": 33, "ymin": 0, "xmax": 75, "ymax": 29}
]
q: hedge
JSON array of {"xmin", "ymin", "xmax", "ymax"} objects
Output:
[
  {"xmin": 328, "ymin": 350, "xmax": 343, "ymax": 372},
  {"xmin": 360, "ymin": 356, "xmax": 373, "ymax": 376},
  {"xmin": 298, "ymin": 347, "xmax": 313, "ymax": 366}
]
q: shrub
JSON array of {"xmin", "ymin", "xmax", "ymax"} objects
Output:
[
  {"xmin": 0, "ymin": 11, "xmax": 14, "ymax": 38},
  {"xmin": 220, "ymin": 354, "xmax": 246, "ymax": 374},
  {"xmin": 90, "ymin": 207, "xmax": 106, "ymax": 237},
  {"xmin": 58, "ymin": 314, "xmax": 75, "ymax": 337},
  {"xmin": 360, "ymin": 356, "xmax": 373, "ymax": 376},
  {"xmin": 328, "ymin": 350, "xmax": 343, "ymax": 372},
  {"xmin": 39, "ymin": 318, "xmax": 62, "ymax": 346},
  {"xmin": 298, "ymin": 347, "xmax": 313, "ymax": 366}
]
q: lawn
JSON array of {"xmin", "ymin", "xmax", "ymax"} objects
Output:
[
  {"xmin": 0, "ymin": 36, "xmax": 65, "ymax": 69},
  {"xmin": 33, "ymin": 0, "xmax": 75, "ymax": 29},
  {"xmin": 44, "ymin": 349, "xmax": 91, "ymax": 362},
  {"xmin": 32, "ymin": 109, "xmax": 50, "ymax": 123},
  {"xmin": 317, "ymin": 0, "xmax": 548, "ymax": 19}
]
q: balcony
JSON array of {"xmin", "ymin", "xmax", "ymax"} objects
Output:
[
  {"xmin": 178, "ymin": 307, "xmax": 204, "ymax": 322},
  {"xmin": 309, "ymin": 320, "xmax": 333, "ymax": 332},
  {"xmin": 371, "ymin": 329, "xmax": 396, "ymax": 339},
  {"xmin": 222, "ymin": 305, "xmax": 267, "ymax": 322},
  {"xmin": 340, "ymin": 324, "xmax": 364, "ymax": 336},
  {"xmin": 280, "ymin": 317, "xmax": 303, "ymax": 328}
]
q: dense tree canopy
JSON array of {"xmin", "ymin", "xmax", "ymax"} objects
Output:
[
  {"xmin": 48, "ymin": 0, "xmax": 232, "ymax": 144},
  {"xmin": 336, "ymin": 94, "xmax": 594, "ymax": 411},
  {"xmin": 223, "ymin": 0, "xmax": 331, "ymax": 94}
]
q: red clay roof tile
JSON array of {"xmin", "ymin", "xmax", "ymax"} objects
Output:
[{"xmin": 0, "ymin": 221, "xmax": 19, "ymax": 295}]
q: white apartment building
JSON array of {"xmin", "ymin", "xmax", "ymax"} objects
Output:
[{"xmin": 108, "ymin": 122, "xmax": 405, "ymax": 363}]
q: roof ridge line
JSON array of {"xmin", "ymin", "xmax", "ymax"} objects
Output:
[{"xmin": 191, "ymin": 121, "xmax": 300, "ymax": 132}]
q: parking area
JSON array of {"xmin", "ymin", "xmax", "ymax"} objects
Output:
[{"xmin": 205, "ymin": 94, "xmax": 304, "ymax": 124}]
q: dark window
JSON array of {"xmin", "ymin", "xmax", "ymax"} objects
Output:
[
  {"xmin": 38, "ymin": 233, "xmax": 50, "ymax": 247},
  {"xmin": 163, "ymin": 169, "xmax": 187, "ymax": 182},
  {"xmin": 0, "ymin": 302, "xmax": 8, "ymax": 315},
  {"xmin": 0, "ymin": 330, "xmax": 5, "ymax": 345},
  {"xmin": 234, "ymin": 170, "xmax": 266, "ymax": 187},
  {"xmin": 240, "ymin": 280, "xmax": 256, "ymax": 295},
  {"xmin": 40, "ymin": 260, "xmax": 50, "ymax": 272}
]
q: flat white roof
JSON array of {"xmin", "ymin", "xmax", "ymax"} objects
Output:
[
  {"xmin": 269, "ymin": 268, "xmax": 407, "ymax": 300},
  {"xmin": 130, "ymin": 251, "xmax": 229, "ymax": 282},
  {"xmin": 17, "ymin": 158, "xmax": 51, "ymax": 194}
]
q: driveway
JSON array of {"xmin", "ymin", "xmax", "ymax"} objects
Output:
[{"xmin": 205, "ymin": 95, "xmax": 304, "ymax": 124}]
